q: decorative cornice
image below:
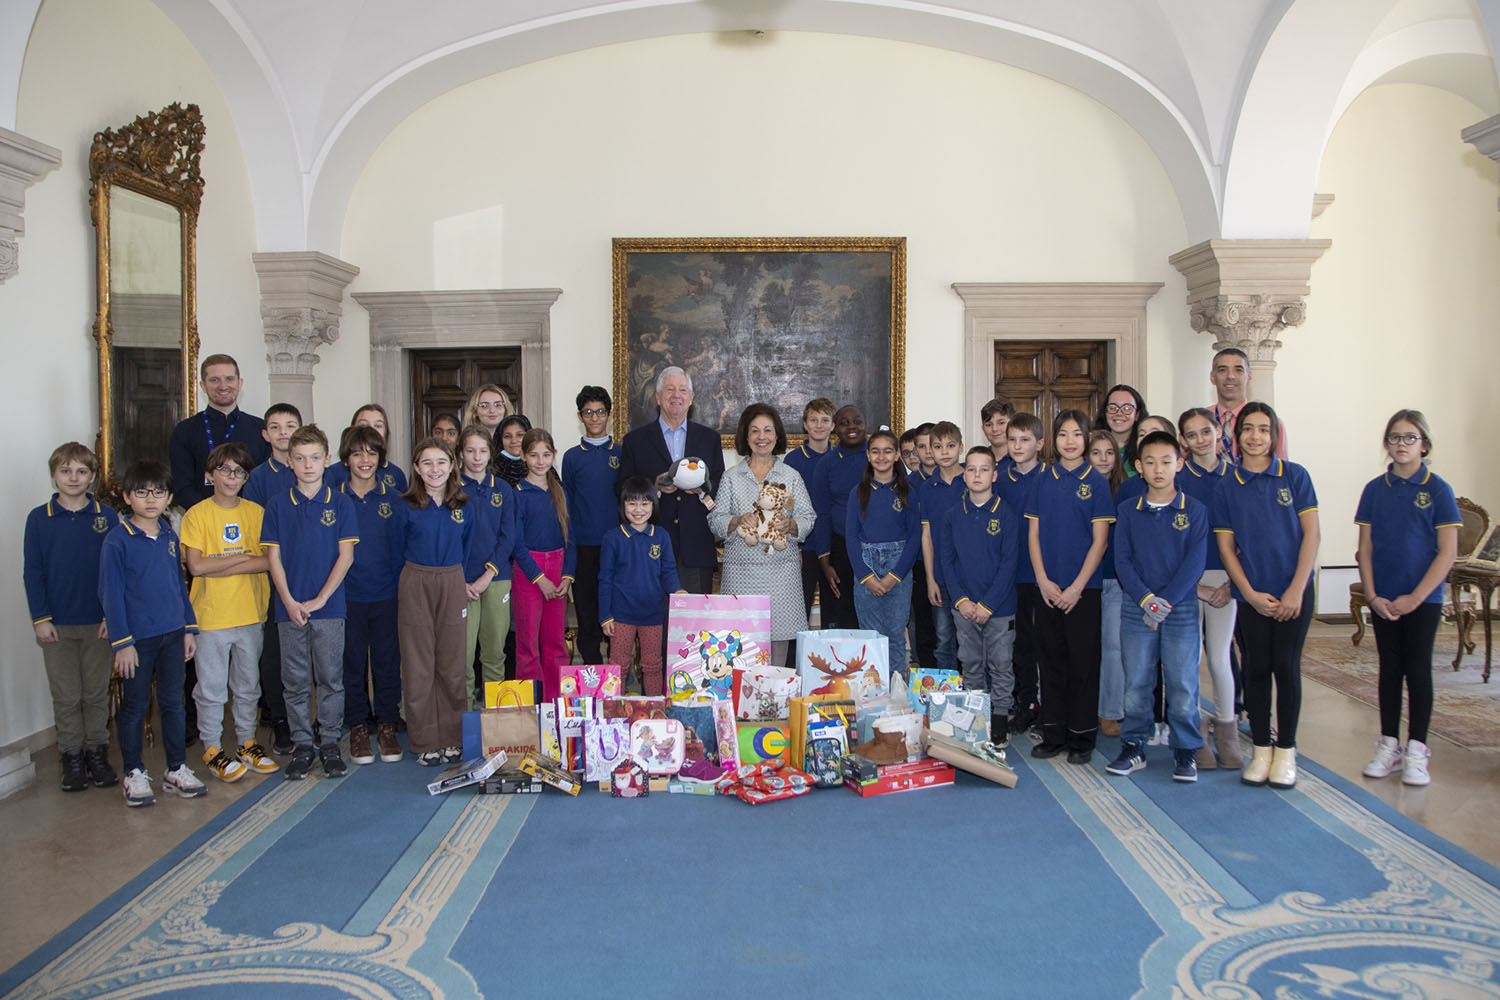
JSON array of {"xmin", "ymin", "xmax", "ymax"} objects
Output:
[
  {"xmin": 1461, "ymin": 114, "xmax": 1500, "ymax": 162},
  {"xmin": 1311, "ymin": 193, "xmax": 1334, "ymax": 221},
  {"xmin": 0, "ymin": 126, "xmax": 62, "ymax": 282},
  {"xmin": 354, "ymin": 288, "xmax": 563, "ymax": 345}
]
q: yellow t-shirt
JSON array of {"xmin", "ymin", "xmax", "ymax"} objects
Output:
[{"xmin": 180, "ymin": 497, "xmax": 271, "ymax": 631}]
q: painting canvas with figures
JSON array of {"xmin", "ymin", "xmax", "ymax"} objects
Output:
[{"xmin": 613, "ymin": 238, "xmax": 905, "ymax": 444}]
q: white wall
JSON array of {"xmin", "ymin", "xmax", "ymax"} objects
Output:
[
  {"xmin": 329, "ymin": 31, "xmax": 1194, "ymax": 442},
  {"xmin": 0, "ymin": 0, "xmax": 264, "ymax": 747},
  {"xmin": 1291, "ymin": 83, "xmax": 1500, "ymax": 571}
]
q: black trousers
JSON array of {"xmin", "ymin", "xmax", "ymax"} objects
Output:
[
  {"xmin": 572, "ymin": 545, "xmax": 606, "ymax": 666},
  {"xmin": 259, "ymin": 601, "xmax": 286, "ymax": 723},
  {"xmin": 800, "ymin": 550, "xmax": 821, "ymax": 623},
  {"xmin": 1033, "ymin": 588, "xmax": 1101, "ymax": 752},
  {"xmin": 908, "ymin": 558, "xmax": 936, "ymax": 668},
  {"xmin": 1012, "ymin": 583, "xmax": 1041, "ymax": 721},
  {"xmin": 1236, "ymin": 579, "xmax": 1314, "ymax": 748},
  {"xmin": 1372, "ymin": 600, "xmax": 1441, "ymax": 744},
  {"xmin": 818, "ymin": 532, "xmax": 857, "ymax": 629}
]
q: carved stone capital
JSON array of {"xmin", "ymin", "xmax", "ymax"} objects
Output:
[
  {"xmin": 252, "ymin": 252, "xmax": 360, "ymax": 419},
  {"xmin": 263, "ymin": 306, "xmax": 340, "ymax": 377},
  {"xmin": 0, "ymin": 126, "xmax": 63, "ymax": 283},
  {"xmin": 1168, "ymin": 239, "xmax": 1330, "ymax": 355}
]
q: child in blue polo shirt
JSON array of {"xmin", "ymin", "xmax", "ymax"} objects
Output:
[
  {"xmin": 1356, "ymin": 409, "xmax": 1460, "ymax": 787},
  {"xmin": 242, "ymin": 401, "xmax": 300, "ymax": 755},
  {"xmin": 325, "ymin": 404, "xmax": 409, "ymax": 493},
  {"xmin": 100, "ymin": 461, "xmax": 202, "ymax": 807},
  {"xmin": 562, "ymin": 386, "xmax": 621, "ymax": 667},
  {"xmin": 601, "ymin": 477, "xmax": 682, "ymax": 696},
  {"xmin": 918, "ymin": 421, "xmax": 966, "ymax": 671},
  {"xmin": 940, "ymin": 446, "xmax": 1021, "ymax": 743},
  {"xmin": 1106, "ymin": 431, "xmax": 1208, "ymax": 783},
  {"xmin": 1212, "ymin": 402, "xmax": 1319, "ymax": 790},
  {"xmin": 809, "ymin": 405, "xmax": 869, "ymax": 629},
  {"xmin": 512, "ymin": 428, "xmax": 576, "ymax": 701},
  {"xmin": 981, "ymin": 398, "xmax": 1015, "ymax": 475},
  {"xmin": 997, "ymin": 412, "xmax": 1045, "ymax": 732},
  {"xmin": 845, "ymin": 429, "xmax": 921, "ymax": 678},
  {"xmin": 785, "ymin": 398, "xmax": 835, "ymax": 619},
  {"xmin": 459, "ymin": 423, "xmax": 517, "ymax": 706},
  {"xmin": 24, "ymin": 442, "xmax": 120, "ymax": 791},
  {"xmin": 263, "ymin": 424, "xmax": 358, "ymax": 780},
  {"xmin": 338, "ymin": 425, "xmax": 408, "ymax": 765},
  {"xmin": 1025, "ymin": 409, "xmax": 1115, "ymax": 764}
]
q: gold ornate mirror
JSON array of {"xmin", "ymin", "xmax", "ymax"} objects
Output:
[{"xmin": 90, "ymin": 103, "xmax": 204, "ymax": 487}]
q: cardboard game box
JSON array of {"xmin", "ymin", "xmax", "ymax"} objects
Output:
[
  {"xmin": 426, "ymin": 750, "xmax": 508, "ymax": 795},
  {"xmin": 842, "ymin": 756, "xmax": 954, "ymax": 797}
]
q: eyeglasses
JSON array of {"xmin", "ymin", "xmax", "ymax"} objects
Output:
[
  {"xmin": 1386, "ymin": 433, "xmax": 1423, "ymax": 446},
  {"xmin": 1106, "ymin": 403, "xmax": 1137, "ymax": 415},
  {"xmin": 213, "ymin": 467, "xmax": 248, "ymax": 480},
  {"xmin": 131, "ymin": 488, "xmax": 169, "ymax": 499},
  {"xmin": 579, "ymin": 408, "xmax": 608, "ymax": 417}
]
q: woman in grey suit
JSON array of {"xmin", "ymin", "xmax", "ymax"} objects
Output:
[{"xmin": 708, "ymin": 403, "xmax": 815, "ymax": 667}]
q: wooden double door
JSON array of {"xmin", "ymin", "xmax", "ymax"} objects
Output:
[
  {"xmin": 993, "ymin": 341, "xmax": 1109, "ymax": 443},
  {"xmin": 409, "ymin": 348, "xmax": 522, "ymax": 444}
]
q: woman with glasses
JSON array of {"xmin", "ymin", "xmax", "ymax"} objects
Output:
[
  {"xmin": 1094, "ymin": 384, "xmax": 1147, "ymax": 477},
  {"xmin": 1355, "ymin": 410, "xmax": 1460, "ymax": 787}
]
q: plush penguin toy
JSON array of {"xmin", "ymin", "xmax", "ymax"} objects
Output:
[{"xmin": 655, "ymin": 457, "xmax": 716, "ymax": 510}]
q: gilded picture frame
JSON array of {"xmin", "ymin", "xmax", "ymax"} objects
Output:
[{"xmin": 612, "ymin": 237, "xmax": 906, "ymax": 448}]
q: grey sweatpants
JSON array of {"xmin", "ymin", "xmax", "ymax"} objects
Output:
[
  {"xmin": 954, "ymin": 611, "xmax": 1017, "ymax": 717},
  {"xmin": 279, "ymin": 618, "xmax": 345, "ymax": 749},
  {"xmin": 193, "ymin": 623, "xmax": 264, "ymax": 751}
]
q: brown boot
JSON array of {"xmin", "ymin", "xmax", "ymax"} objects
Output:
[
  {"xmin": 376, "ymin": 723, "xmax": 403, "ymax": 763},
  {"xmin": 1099, "ymin": 717, "xmax": 1120, "ymax": 737},
  {"xmin": 1195, "ymin": 718, "xmax": 1218, "ymax": 770},
  {"xmin": 348, "ymin": 724, "xmax": 374, "ymax": 765},
  {"xmin": 853, "ymin": 728, "xmax": 908, "ymax": 765},
  {"xmin": 1214, "ymin": 719, "xmax": 1245, "ymax": 769}
]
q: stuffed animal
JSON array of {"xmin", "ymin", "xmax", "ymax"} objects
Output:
[
  {"xmin": 736, "ymin": 480, "xmax": 793, "ymax": 553},
  {"xmin": 656, "ymin": 457, "xmax": 715, "ymax": 510}
]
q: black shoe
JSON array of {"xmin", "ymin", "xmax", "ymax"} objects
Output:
[
  {"xmin": 1010, "ymin": 708, "xmax": 1037, "ymax": 732},
  {"xmin": 284, "ymin": 745, "xmax": 316, "ymax": 780},
  {"xmin": 1031, "ymin": 742, "xmax": 1064, "ymax": 759},
  {"xmin": 319, "ymin": 743, "xmax": 347, "ymax": 777},
  {"xmin": 1066, "ymin": 749, "xmax": 1093, "ymax": 766},
  {"xmin": 83, "ymin": 744, "xmax": 118, "ymax": 787},
  {"xmin": 990, "ymin": 716, "xmax": 1009, "ymax": 746},
  {"xmin": 60, "ymin": 750, "xmax": 89, "ymax": 792},
  {"xmin": 272, "ymin": 719, "xmax": 293, "ymax": 756}
]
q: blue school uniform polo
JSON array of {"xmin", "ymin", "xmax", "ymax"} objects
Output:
[
  {"xmin": 462, "ymin": 472, "xmax": 520, "ymax": 584},
  {"xmin": 338, "ymin": 479, "xmax": 408, "ymax": 603},
  {"xmin": 512, "ymin": 480, "xmax": 578, "ymax": 582},
  {"xmin": 325, "ymin": 459, "xmax": 408, "ymax": 494},
  {"xmin": 783, "ymin": 441, "xmax": 830, "ymax": 489},
  {"xmin": 917, "ymin": 471, "xmax": 966, "ymax": 586},
  {"xmin": 599, "ymin": 524, "xmax": 682, "ymax": 627},
  {"xmin": 995, "ymin": 462, "xmax": 1044, "ymax": 584},
  {"xmin": 562, "ymin": 438, "xmax": 622, "ymax": 548},
  {"xmin": 844, "ymin": 479, "xmax": 922, "ymax": 583},
  {"xmin": 1176, "ymin": 457, "xmax": 1230, "ymax": 572},
  {"xmin": 403, "ymin": 495, "xmax": 473, "ymax": 568},
  {"xmin": 242, "ymin": 457, "xmax": 294, "ymax": 508},
  {"xmin": 1024, "ymin": 462, "xmax": 1116, "ymax": 590},
  {"xmin": 1114, "ymin": 491, "xmax": 1209, "ymax": 610},
  {"xmin": 940, "ymin": 493, "xmax": 1021, "ymax": 617},
  {"xmin": 808, "ymin": 442, "xmax": 868, "ymax": 557},
  {"xmin": 1354, "ymin": 464, "xmax": 1461, "ymax": 604},
  {"xmin": 261, "ymin": 485, "xmax": 359, "ymax": 622},
  {"xmin": 1210, "ymin": 458, "xmax": 1317, "ymax": 599},
  {"xmin": 23, "ymin": 495, "xmax": 118, "ymax": 626},
  {"xmin": 98, "ymin": 516, "xmax": 197, "ymax": 648}
]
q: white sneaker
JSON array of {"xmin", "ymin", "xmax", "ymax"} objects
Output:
[
  {"xmin": 1148, "ymin": 722, "xmax": 1170, "ymax": 746},
  {"xmin": 122, "ymin": 768, "xmax": 155, "ymax": 807},
  {"xmin": 1362, "ymin": 735, "xmax": 1403, "ymax": 778},
  {"xmin": 1402, "ymin": 739, "xmax": 1431, "ymax": 787},
  {"xmin": 163, "ymin": 763, "xmax": 208, "ymax": 798}
]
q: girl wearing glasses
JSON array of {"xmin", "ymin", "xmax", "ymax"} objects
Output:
[
  {"xmin": 1355, "ymin": 410, "xmax": 1460, "ymax": 787},
  {"xmin": 1094, "ymin": 385, "xmax": 1146, "ymax": 478}
]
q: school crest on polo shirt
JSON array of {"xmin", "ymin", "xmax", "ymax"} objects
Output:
[
  {"xmin": 1076, "ymin": 483, "xmax": 1092, "ymax": 501},
  {"xmin": 381, "ymin": 473, "xmax": 396, "ymax": 488},
  {"xmin": 1172, "ymin": 513, "xmax": 1190, "ymax": 532},
  {"xmin": 378, "ymin": 502, "xmax": 392, "ymax": 519},
  {"xmin": 1276, "ymin": 488, "xmax": 1292, "ymax": 507},
  {"xmin": 987, "ymin": 518, "xmax": 1001, "ymax": 536},
  {"xmin": 649, "ymin": 544, "xmax": 661, "ymax": 560},
  {"xmin": 1415, "ymin": 491, "xmax": 1432, "ymax": 510},
  {"xmin": 608, "ymin": 456, "xmax": 620, "ymax": 469},
  {"xmin": 222, "ymin": 522, "xmax": 241, "ymax": 544},
  {"xmin": 92, "ymin": 516, "xmax": 107, "ymax": 533},
  {"xmin": 892, "ymin": 498, "xmax": 906, "ymax": 512},
  {"xmin": 167, "ymin": 540, "xmax": 177, "ymax": 557},
  {"xmin": 491, "ymin": 491, "xmax": 502, "ymax": 507},
  {"xmin": 451, "ymin": 509, "xmax": 464, "ymax": 524},
  {"xmin": 321, "ymin": 510, "xmax": 336, "ymax": 526}
]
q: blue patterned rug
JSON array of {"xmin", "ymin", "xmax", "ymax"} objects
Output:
[{"xmin": 4, "ymin": 737, "xmax": 1499, "ymax": 999}]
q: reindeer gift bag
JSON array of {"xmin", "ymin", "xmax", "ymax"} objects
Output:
[{"xmin": 794, "ymin": 629, "xmax": 891, "ymax": 701}]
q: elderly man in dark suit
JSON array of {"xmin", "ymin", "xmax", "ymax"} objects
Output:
[{"xmin": 618, "ymin": 366, "xmax": 725, "ymax": 594}]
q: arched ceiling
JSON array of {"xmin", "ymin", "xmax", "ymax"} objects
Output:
[{"xmin": 17, "ymin": 0, "xmax": 1492, "ymax": 252}]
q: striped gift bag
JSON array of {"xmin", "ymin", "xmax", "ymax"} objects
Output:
[{"xmin": 665, "ymin": 593, "xmax": 773, "ymax": 702}]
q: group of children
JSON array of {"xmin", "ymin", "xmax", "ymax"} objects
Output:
[{"xmin": 24, "ymin": 354, "xmax": 1460, "ymax": 803}]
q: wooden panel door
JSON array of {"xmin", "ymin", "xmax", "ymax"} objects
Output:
[
  {"xmin": 111, "ymin": 346, "xmax": 182, "ymax": 473},
  {"xmin": 993, "ymin": 341, "xmax": 1108, "ymax": 443},
  {"xmin": 409, "ymin": 348, "xmax": 522, "ymax": 445}
]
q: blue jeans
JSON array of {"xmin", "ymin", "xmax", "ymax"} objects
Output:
[
  {"xmin": 118, "ymin": 630, "xmax": 187, "ymax": 774},
  {"xmin": 1097, "ymin": 578, "xmax": 1124, "ymax": 719},
  {"xmin": 852, "ymin": 540, "xmax": 913, "ymax": 680},
  {"xmin": 930, "ymin": 582, "xmax": 958, "ymax": 670},
  {"xmin": 1120, "ymin": 600, "xmax": 1202, "ymax": 750}
]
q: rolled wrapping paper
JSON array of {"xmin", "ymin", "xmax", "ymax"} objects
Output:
[{"xmin": 921, "ymin": 729, "xmax": 1019, "ymax": 789}]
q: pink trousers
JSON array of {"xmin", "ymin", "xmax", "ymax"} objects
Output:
[{"xmin": 513, "ymin": 549, "xmax": 568, "ymax": 701}]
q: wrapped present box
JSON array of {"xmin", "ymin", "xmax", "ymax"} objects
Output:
[
  {"xmin": 926, "ymin": 690, "xmax": 991, "ymax": 749},
  {"xmin": 923, "ymin": 729, "xmax": 1019, "ymax": 789}
]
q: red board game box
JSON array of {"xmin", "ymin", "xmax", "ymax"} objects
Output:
[{"xmin": 843, "ymin": 759, "xmax": 954, "ymax": 797}]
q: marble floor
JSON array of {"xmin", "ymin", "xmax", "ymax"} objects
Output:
[{"xmin": 2, "ymin": 623, "xmax": 1498, "ymax": 974}]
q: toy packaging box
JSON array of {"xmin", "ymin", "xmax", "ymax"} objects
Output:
[
  {"xmin": 479, "ymin": 770, "xmax": 544, "ymax": 795},
  {"xmin": 843, "ymin": 758, "xmax": 954, "ymax": 798},
  {"xmin": 427, "ymin": 750, "xmax": 507, "ymax": 795},
  {"xmin": 516, "ymin": 752, "xmax": 582, "ymax": 796}
]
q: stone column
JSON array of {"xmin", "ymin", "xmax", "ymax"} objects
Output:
[
  {"xmin": 252, "ymin": 252, "xmax": 360, "ymax": 421},
  {"xmin": 0, "ymin": 127, "xmax": 61, "ymax": 283},
  {"xmin": 1462, "ymin": 114, "xmax": 1500, "ymax": 209},
  {"xmin": 1167, "ymin": 239, "xmax": 1330, "ymax": 406}
]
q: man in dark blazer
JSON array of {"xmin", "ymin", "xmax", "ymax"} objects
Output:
[{"xmin": 618, "ymin": 366, "xmax": 725, "ymax": 594}]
